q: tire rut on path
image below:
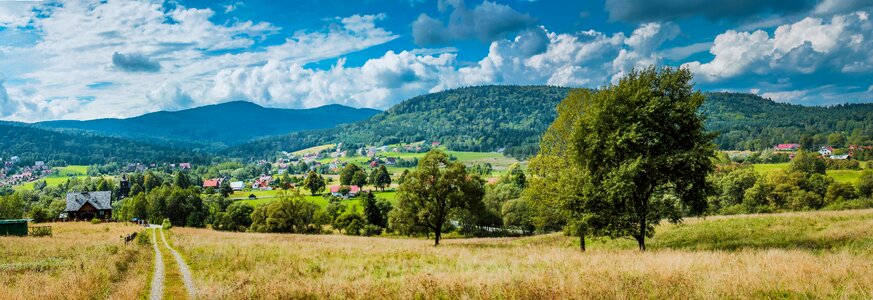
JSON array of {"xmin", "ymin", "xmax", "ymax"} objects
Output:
[
  {"xmin": 149, "ymin": 227, "xmax": 164, "ymax": 300},
  {"xmin": 159, "ymin": 228, "xmax": 198, "ymax": 299}
]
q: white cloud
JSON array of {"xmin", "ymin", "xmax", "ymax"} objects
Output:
[
  {"xmin": 0, "ymin": 0, "xmax": 399, "ymax": 121},
  {"xmin": 685, "ymin": 10, "xmax": 873, "ymax": 81}
]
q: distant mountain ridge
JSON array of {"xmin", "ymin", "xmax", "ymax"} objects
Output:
[
  {"xmin": 36, "ymin": 101, "xmax": 381, "ymax": 148},
  {"xmin": 225, "ymin": 86, "xmax": 873, "ymax": 159}
]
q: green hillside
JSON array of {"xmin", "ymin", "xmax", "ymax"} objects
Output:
[
  {"xmin": 0, "ymin": 121, "xmax": 208, "ymax": 165},
  {"xmin": 227, "ymin": 87, "xmax": 873, "ymax": 159}
]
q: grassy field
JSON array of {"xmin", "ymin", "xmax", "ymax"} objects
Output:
[
  {"xmin": 752, "ymin": 163, "xmax": 865, "ymax": 183},
  {"xmin": 163, "ymin": 209, "xmax": 873, "ymax": 299},
  {"xmin": 0, "ymin": 222, "xmax": 152, "ymax": 299},
  {"xmin": 12, "ymin": 165, "xmax": 91, "ymax": 191},
  {"xmin": 3, "ymin": 209, "xmax": 873, "ymax": 298}
]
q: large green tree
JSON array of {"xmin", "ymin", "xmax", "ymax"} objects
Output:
[
  {"xmin": 522, "ymin": 89, "xmax": 588, "ymax": 249},
  {"xmin": 392, "ymin": 150, "xmax": 485, "ymax": 246},
  {"xmin": 340, "ymin": 163, "xmax": 363, "ymax": 186},
  {"xmin": 571, "ymin": 67, "xmax": 715, "ymax": 251},
  {"xmin": 302, "ymin": 170, "xmax": 326, "ymax": 196}
]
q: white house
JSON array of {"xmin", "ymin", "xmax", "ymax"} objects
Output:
[
  {"xmin": 229, "ymin": 181, "xmax": 244, "ymax": 191},
  {"xmin": 819, "ymin": 146, "xmax": 833, "ymax": 157}
]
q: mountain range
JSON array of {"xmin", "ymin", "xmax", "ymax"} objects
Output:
[
  {"xmin": 36, "ymin": 101, "xmax": 381, "ymax": 148},
  {"xmin": 4, "ymin": 85, "xmax": 873, "ymax": 165}
]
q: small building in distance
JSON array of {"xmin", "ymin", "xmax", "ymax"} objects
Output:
[
  {"xmin": 0, "ymin": 219, "xmax": 28, "ymax": 236},
  {"xmin": 230, "ymin": 181, "xmax": 244, "ymax": 191},
  {"xmin": 774, "ymin": 143, "xmax": 800, "ymax": 151},
  {"xmin": 65, "ymin": 191, "xmax": 113, "ymax": 221}
]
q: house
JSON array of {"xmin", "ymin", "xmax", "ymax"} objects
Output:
[
  {"xmin": 330, "ymin": 185, "xmax": 360, "ymax": 197},
  {"xmin": 248, "ymin": 194, "xmax": 257, "ymax": 200},
  {"xmin": 65, "ymin": 191, "xmax": 112, "ymax": 221},
  {"xmin": 774, "ymin": 143, "xmax": 800, "ymax": 151},
  {"xmin": 432, "ymin": 141, "xmax": 441, "ymax": 147},
  {"xmin": 369, "ymin": 160, "xmax": 379, "ymax": 168},
  {"xmin": 178, "ymin": 163, "xmax": 191, "ymax": 169},
  {"xmin": 203, "ymin": 178, "xmax": 223, "ymax": 189},
  {"xmin": 819, "ymin": 146, "xmax": 833, "ymax": 157},
  {"xmin": 830, "ymin": 154, "xmax": 850, "ymax": 160},
  {"xmin": 230, "ymin": 181, "xmax": 244, "ymax": 191},
  {"xmin": 385, "ymin": 157, "xmax": 397, "ymax": 165}
]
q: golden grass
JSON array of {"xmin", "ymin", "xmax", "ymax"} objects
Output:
[
  {"xmin": 0, "ymin": 222, "xmax": 151, "ymax": 300},
  {"xmin": 170, "ymin": 210, "xmax": 873, "ymax": 299}
]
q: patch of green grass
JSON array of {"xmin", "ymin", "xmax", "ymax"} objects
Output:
[
  {"xmin": 752, "ymin": 163, "xmax": 864, "ymax": 184},
  {"xmin": 528, "ymin": 209, "xmax": 873, "ymax": 252},
  {"xmin": 55, "ymin": 165, "xmax": 89, "ymax": 177},
  {"xmin": 827, "ymin": 170, "xmax": 862, "ymax": 184}
]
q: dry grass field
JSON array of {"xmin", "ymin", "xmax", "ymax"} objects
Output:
[
  {"xmin": 170, "ymin": 209, "xmax": 873, "ymax": 299},
  {"xmin": 0, "ymin": 222, "xmax": 151, "ymax": 300},
  {"xmin": 2, "ymin": 209, "xmax": 873, "ymax": 299}
]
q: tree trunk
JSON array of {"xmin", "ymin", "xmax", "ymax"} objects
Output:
[
  {"xmin": 434, "ymin": 230, "xmax": 441, "ymax": 246},
  {"xmin": 634, "ymin": 235, "xmax": 646, "ymax": 251},
  {"xmin": 579, "ymin": 233, "xmax": 586, "ymax": 252}
]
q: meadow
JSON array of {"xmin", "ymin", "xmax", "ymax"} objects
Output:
[
  {"xmin": 3, "ymin": 209, "xmax": 873, "ymax": 299},
  {"xmin": 163, "ymin": 209, "xmax": 872, "ymax": 299},
  {"xmin": 752, "ymin": 162, "xmax": 865, "ymax": 183},
  {"xmin": 13, "ymin": 165, "xmax": 92, "ymax": 191},
  {"xmin": 0, "ymin": 222, "xmax": 151, "ymax": 299}
]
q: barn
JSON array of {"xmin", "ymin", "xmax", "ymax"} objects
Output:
[{"xmin": 65, "ymin": 191, "xmax": 113, "ymax": 221}]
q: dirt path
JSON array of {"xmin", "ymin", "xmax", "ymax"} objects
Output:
[
  {"xmin": 149, "ymin": 227, "xmax": 164, "ymax": 300},
  {"xmin": 159, "ymin": 228, "xmax": 197, "ymax": 299}
]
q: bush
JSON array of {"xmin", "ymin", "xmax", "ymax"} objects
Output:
[
  {"xmin": 161, "ymin": 218, "xmax": 172, "ymax": 229},
  {"xmin": 822, "ymin": 198, "xmax": 873, "ymax": 211},
  {"xmin": 136, "ymin": 230, "xmax": 150, "ymax": 246},
  {"xmin": 91, "ymin": 218, "xmax": 102, "ymax": 224},
  {"xmin": 361, "ymin": 224, "xmax": 382, "ymax": 236}
]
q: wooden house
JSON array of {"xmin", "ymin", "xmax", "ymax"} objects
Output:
[{"xmin": 65, "ymin": 191, "xmax": 113, "ymax": 221}]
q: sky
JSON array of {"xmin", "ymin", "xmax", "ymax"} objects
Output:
[{"xmin": 0, "ymin": 0, "xmax": 872, "ymax": 122}]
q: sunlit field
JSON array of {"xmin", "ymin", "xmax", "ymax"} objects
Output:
[
  {"xmin": 753, "ymin": 163, "xmax": 865, "ymax": 183},
  {"xmin": 0, "ymin": 222, "xmax": 151, "ymax": 299},
  {"xmin": 165, "ymin": 209, "xmax": 873, "ymax": 299}
]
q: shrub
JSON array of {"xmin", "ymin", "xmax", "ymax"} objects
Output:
[
  {"xmin": 162, "ymin": 218, "xmax": 172, "ymax": 229},
  {"xmin": 91, "ymin": 218, "xmax": 102, "ymax": 224},
  {"xmin": 361, "ymin": 224, "xmax": 382, "ymax": 236},
  {"xmin": 137, "ymin": 231, "xmax": 150, "ymax": 246}
]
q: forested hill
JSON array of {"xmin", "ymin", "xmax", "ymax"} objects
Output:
[
  {"xmin": 36, "ymin": 101, "xmax": 380, "ymax": 148},
  {"xmin": 0, "ymin": 122, "xmax": 209, "ymax": 166},
  {"xmin": 224, "ymin": 86, "xmax": 573, "ymax": 158},
  {"xmin": 226, "ymin": 87, "xmax": 873, "ymax": 159},
  {"xmin": 701, "ymin": 92, "xmax": 873, "ymax": 150}
]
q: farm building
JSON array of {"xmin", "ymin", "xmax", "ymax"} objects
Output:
[
  {"xmin": 0, "ymin": 219, "xmax": 28, "ymax": 236},
  {"xmin": 230, "ymin": 181, "xmax": 244, "ymax": 191},
  {"xmin": 330, "ymin": 185, "xmax": 360, "ymax": 197},
  {"xmin": 203, "ymin": 178, "xmax": 223, "ymax": 189},
  {"xmin": 774, "ymin": 143, "xmax": 800, "ymax": 151},
  {"xmin": 65, "ymin": 191, "xmax": 113, "ymax": 221}
]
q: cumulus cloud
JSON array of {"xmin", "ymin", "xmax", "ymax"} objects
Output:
[
  {"xmin": 412, "ymin": 0, "xmax": 536, "ymax": 45},
  {"xmin": 206, "ymin": 22, "xmax": 682, "ymax": 110},
  {"xmin": 147, "ymin": 82, "xmax": 194, "ymax": 111},
  {"xmin": 0, "ymin": 0, "xmax": 400, "ymax": 121},
  {"xmin": 111, "ymin": 52, "xmax": 161, "ymax": 73},
  {"xmin": 0, "ymin": 79, "xmax": 15, "ymax": 117},
  {"xmin": 814, "ymin": 0, "xmax": 873, "ymax": 15},
  {"xmin": 684, "ymin": 11, "xmax": 873, "ymax": 81},
  {"xmin": 605, "ymin": 0, "xmax": 818, "ymax": 22}
]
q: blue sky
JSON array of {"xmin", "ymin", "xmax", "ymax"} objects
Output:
[{"xmin": 0, "ymin": 0, "xmax": 872, "ymax": 121}]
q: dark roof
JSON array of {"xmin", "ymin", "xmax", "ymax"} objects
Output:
[
  {"xmin": 66, "ymin": 191, "xmax": 112, "ymax": 211},
  {"xmin": 0, "ymin": 219, "xmax": 28, "ymax": 225}
]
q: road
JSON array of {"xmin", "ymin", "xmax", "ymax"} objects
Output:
[
  {"xmin": 148, "ymin": 225, "xmax": 197, "ymax": 299},
  {"xmin": 148, "ymin": 227, "xmax": 164, "ymax": 300}
]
